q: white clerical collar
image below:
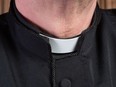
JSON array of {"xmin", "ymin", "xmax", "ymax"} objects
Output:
[{"xmin": 40, "ymin": 34, "xmax": 80, "ymax": 54}]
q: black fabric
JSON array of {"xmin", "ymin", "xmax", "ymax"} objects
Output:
[{"xmin": 0, "ymin": 1, "xmax": 116, "ymax": 87}]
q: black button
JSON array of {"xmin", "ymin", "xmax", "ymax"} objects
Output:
[{"xmin": 60, "ymin": 79, "xmax": 71, "ymax": 87}]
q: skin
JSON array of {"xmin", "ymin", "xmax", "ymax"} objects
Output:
[{"xmin": 15, "ymin": 0, "xmax": 97, "ymax": 38}]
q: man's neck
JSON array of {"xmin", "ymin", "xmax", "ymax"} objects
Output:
[{"xmin": 15, "ymin": 0, "xmax": 97, "ymax": 38}]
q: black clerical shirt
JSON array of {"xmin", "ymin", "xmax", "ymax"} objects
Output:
[{"xmin": 0, "ymin": 0, "xmax": 116, "ymax": 87}]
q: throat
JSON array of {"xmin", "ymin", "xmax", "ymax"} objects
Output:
[
  {"xmin": 15, "ymin": 0, "xmax": 97, "ymax": 38},
  {"xmin": 39, "ymin": 12, "xmax": 94, "ymax": 38},
  {"xmin": 37, "ymin": 1, "xmax": 97, "ymax": 38}
]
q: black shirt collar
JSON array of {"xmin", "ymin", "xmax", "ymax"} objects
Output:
[{"xmin": 6, "ymin": 0, "xmax": 102, "ymax": 59}]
